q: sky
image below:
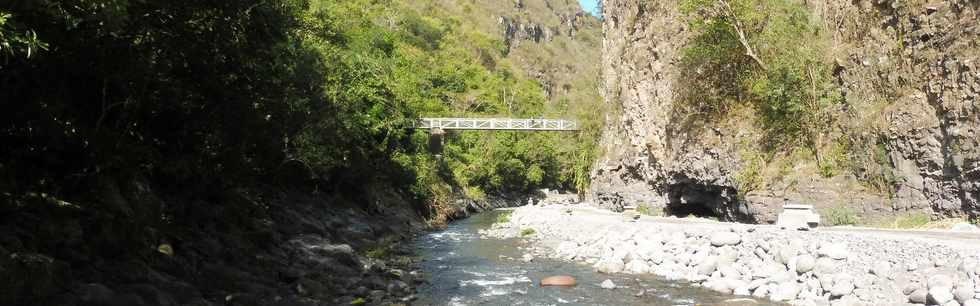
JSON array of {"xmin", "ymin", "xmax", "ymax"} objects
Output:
[{"xmin": 578, "ymin": 0, "xmax": 600, "ymax": 16}]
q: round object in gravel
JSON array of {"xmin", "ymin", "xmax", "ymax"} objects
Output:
[{"xmin": 540, "ymin": 275, "xmax": 577, "ymax": 287}]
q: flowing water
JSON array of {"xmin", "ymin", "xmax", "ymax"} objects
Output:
[{"xmin": 414, "ymin": 211, "xmax": 781, "ymax": 305}]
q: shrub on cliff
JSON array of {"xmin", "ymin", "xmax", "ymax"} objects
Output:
[{"xmin": 679, "ymin": 0, "xmax": 841, "ymax": 151}]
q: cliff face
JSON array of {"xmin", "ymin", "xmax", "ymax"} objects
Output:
[
  {"xmin": 413, "ymin": 0, "xmax": 602, "ymax": 110},
  {"xmin": 592, "ymin": 0, "xmax": 979, "ymax": 223}
]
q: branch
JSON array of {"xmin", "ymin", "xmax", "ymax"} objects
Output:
[{"xmin": 717, "ymin": 0, "xmax": 767, "ymax": 71}]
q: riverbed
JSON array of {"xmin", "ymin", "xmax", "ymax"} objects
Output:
[{"xmin": 414, "ymin": 210, "xmax": 778, "ymax": 305}]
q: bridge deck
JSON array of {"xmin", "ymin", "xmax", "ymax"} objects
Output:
[{"xmin": 418, "ymin": 118, "xmax": 578, "ymax": 131}]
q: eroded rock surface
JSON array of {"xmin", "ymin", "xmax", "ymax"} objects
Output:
[{"xmin": 592, "ymin": 0, "xmax": 980, "ymax": 222}]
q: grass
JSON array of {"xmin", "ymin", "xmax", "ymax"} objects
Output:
[
  {"xmin": 877, "ymin": 213, "xmax": 931, "ymax": 229},
  {"xmin": 824, "ymin": 204, "xmax": 858, "ymax": 226},
  {"xmin": 636, "ymin": 204, "xmax": 662, "ymax": 216},
  {"xmin": 520, "ymin": 228, "xmax": 536, "ymax": 237},
  {"xmin": 494, "ymin": 211, "xmax": 513, "ymax": 224}
]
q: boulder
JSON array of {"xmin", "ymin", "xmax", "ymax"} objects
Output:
[
  {"xmin": 595, "ymin": 258, "xmax": 625, "ymax": 274},
  {"xmin": 909, "ymin": 288, "xmax": 929, "ymax": 304},
  {"xmin": 540, "ymin": 275, "xmax": 576, "ymax": 287},
  {"xmin": 931, "ymin": 287, "xmax": 956, "ymax": 305},
  {"xmin": 770, "ymin": 282, "xmax": 801, "ymax": 302},
  {"xmin": 697, "ymin": 257, "xmax": 719, "ymax": 276},
  {"xmin": 625, "ymin": 260, "xmax": 650, "ymax": 274},
  {"xmin": 753, "ymin": 285, "xmax": 770, "ymax": 298},
  {"xmin": 955, "ymin": 285, "xmax": 975, "ymax": 303},
  {"xmin": 710, "ymin": 232, "xmax": 741, "ymax": 246},
  {"xmin": 556, "ymin": 241, "xmax": 578, "ymax": 259},
  {"xmin": 963, "ymin": 300, "xmax": 980, "ymax": 306},
  {"xmin": 814, "ymin": 257, "xmax": 838, "ymax": 275},
  {"xmin": 871, "ymin": 262, "xmax": 892, "ymax": 278},
  {"xmin": 796, "ymin": 254, "xmax": 816, "ymax": 274},
  {"xmin": 817, "ymin": 243, "xmax": 849, "ymax": 260},
  {"xmin": 930, "ymin": 275, "xmax": 955, "ymax": 289},
  {"xmin": 830, "ymin": 279, "xmax": 855, "ymax": 297}
]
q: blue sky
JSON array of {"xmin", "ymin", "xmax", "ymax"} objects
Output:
[{"xmin": 578, "ymin": 0, "xmax": 600, "ymax": 16}]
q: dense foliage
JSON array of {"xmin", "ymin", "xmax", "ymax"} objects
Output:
[
  {"xmin": 0, "ymin": 0, "xmax": 600, "ymax": 217},
  {"xmin": 679, "ymin": 0, "xmax": 840, "ymax": 150}
]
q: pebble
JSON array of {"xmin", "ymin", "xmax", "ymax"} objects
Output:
[{"xmin": 600, "ymin": 279, "xmax": 616, "ymax": 289}]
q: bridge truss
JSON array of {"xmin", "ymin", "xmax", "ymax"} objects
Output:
[{"xmin": 417, "ymin": 118, "xmax": 578, "ymax": 131}]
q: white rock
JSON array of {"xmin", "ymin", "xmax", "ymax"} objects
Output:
[
  {"xmin": 910, "ymin": 288, "xmax": 929, "ymax": 303},
  {"xmin": 963, "ymin": 299, "xmax": 980, "ymax": 306},
  {"xmin": 697, "ymin": 256, "xmax": 719, "ymax": 276},
  {"xmin": 733, "ymin": 286, "xmax": 751, "ymax": 296},
  {"xmin": 625, "ymin": 259, "xmax": 650, "ymax": 274},
  {"xmin": 600, "ymin": 279, "xmax": 616, "ymax": 289},
  {"xmin": 871, "ymin": 261, "xmax": 892, "ymax": 277},
  {"xmin": 770, "ymin": 282, "xmax": 801, "ymax": 302},
  {"xmin": 830, "ymin": 279, "xmax": 855, "ymax": 297},
  {"xmin": 595, "ymin": 258, "xmax": 625, "ymax": 274},
  {"xmin": 719, "ymin": 266, "xmax": 741, "ymax": 278},
  {"xmin": 710, "ymin": 232, "xmax": 741, "ymax": 246},
  {"xmin": 814, "ymin": 257, "xmax": 838, "ymax": 275},
  {"xmin": 830, "ymin": 295, "xmax": 862, "ymax": 306},
  {"xmin": 796, "ymin": 254, "xmax": 816, "ymax": 274},
  {"xmin": 952, "ymin": 223, "xmax": 978, "ymax": 232},
  {"xmin": 556, "ymin": 241, "xmax": 578, "ymax": 259},
  {"xmin": 931, "ymin": 287, "xmax": 956, "ymax": 305},
  {"xmin": 958, "ymin": 259, "xmax": 978, "ymax": 274},
  {"xmin": 931, "ymin": 275, "xmax": 956, "ymax": 289},
  {"xmin": 753, "ymin": 285, "xmax": 770, "ymax": 298},
  {"xmin": 522, "ymin": 254, "xmax": 534, "ymax": 262},
  {"xmin": 957, "ymin": 285, "xmax": 976, "ymax": 303},
  {"xmin": 817, "ymin": 243, "xmax": 849, "ymax": 260}
]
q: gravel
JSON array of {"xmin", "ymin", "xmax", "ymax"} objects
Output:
[{"xmin": 482, "ymin": 204, "xmax": 980, "ymax": 306}]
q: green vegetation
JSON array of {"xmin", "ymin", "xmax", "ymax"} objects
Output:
[
  {"xmin": 680, "ymin": 0, "xmax": 840, "ymax": 150},
  {"xmin": 494, "ymin": 210, "xmax": 514, "ymax": 224},
  {"xmin": 520, "ymin": 228, "xmax": 536, "ymax": 237},
  {"xmin": 0, "ymin": 12, "xmax": 46, "ymax": 60},
  {"xmin": 877, "ymin": 213, "xmax": 931, "ymax": 229},
  {"xmin": 636, "ymin": 204, "xmax": 661, "ymax": 216},
  {"xmin": 677, "ymin": 0, "xmax": 910, "ymax": 196},
  {"xmin": 824, "ymin": 205, "xmax": 859, "ymax": 226},
  {"xmin": 0, "ymin": 0, "xmax": 602, "ymax": 225}
]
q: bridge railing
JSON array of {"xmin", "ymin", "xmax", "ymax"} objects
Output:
[{"xmin": 417, "ymin": 118, "xmax": 578, "ymax": 131}]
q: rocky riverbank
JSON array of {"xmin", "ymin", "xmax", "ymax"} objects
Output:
[
  {"xmin": 484, "ymin": 203, "xmax": 980, "ymax": 306},
  {"xmin": 0, "ymin": 170, "xmax": 530, "ymax": 306}
]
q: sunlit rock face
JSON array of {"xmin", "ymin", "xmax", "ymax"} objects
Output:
[{"xmin": 592, "ymin": 0, "xmax": 979, "ymax": 223}]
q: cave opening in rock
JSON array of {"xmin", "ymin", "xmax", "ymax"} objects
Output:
[
  {"xmin": 663, "ymin": 174, "xmax": 754, "ymax": 223},
  {"xmin": 665, "ymin": 200, "xmax": 719, "ymax": 219}
]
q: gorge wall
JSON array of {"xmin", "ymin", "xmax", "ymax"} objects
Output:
[{"xmin": 591, "ymin": 0, "xmax": 979, "ymax": 224}]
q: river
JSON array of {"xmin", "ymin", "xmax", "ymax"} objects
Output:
[{"xmin": 414, "ymin": 210, "xmax": 780, "ymax": 305}]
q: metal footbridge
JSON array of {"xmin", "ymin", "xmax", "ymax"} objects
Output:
[{"xmin": 417, "ymin": 117, "xmax": 578, "ymax": 131}]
